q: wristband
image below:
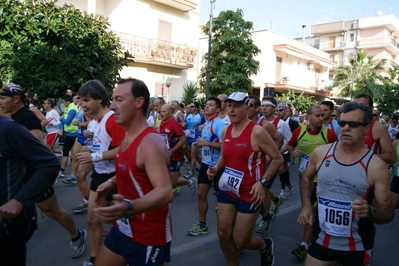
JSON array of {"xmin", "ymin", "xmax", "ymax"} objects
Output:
[
  {"xmin": 124, "ymin": 199, "xmax": 134, "ymax": 219},
  {"xmin": 107, "ymin": 178, "xmax": 114, "ymax": 185},
  {"xmin": 90, "ymin": 151, "xmax": 103, "ymax": 162},
  {"xmin": 367, "ymin": 204, "xmax": 376, "ymax": 219}
]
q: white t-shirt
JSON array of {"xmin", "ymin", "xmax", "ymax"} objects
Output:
[{"xmin": 45, "ymin": 109, "xmax": 60, "ymax": 134}]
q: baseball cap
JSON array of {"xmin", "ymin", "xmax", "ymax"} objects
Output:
[
  {"xmin": 150, "ymin": 97, "xmax": 156, "ymax": 102},
  {"xmin": 225, "ymin": 92, "xmax": 249, "ymax": 105},
  {"xmin": 277, "ymin": 103, "xmax": 287, "ymax": 110},
  {"xmin": 0, "ymin": 83, "xmax": 24, "ymax": 97}
]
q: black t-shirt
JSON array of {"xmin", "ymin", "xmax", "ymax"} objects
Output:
[{"xmin": 11, "ymin": 107, "xmax": 42, "ymax": 131}]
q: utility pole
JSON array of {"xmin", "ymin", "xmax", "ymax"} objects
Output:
[{"xmin": 205, "ymin": 0, "xmax": 216, "ymax": 100}]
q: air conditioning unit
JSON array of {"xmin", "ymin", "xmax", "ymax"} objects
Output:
[{"xmin": 307, "ymin": 61, "xmax": 314, "ymax": 70}]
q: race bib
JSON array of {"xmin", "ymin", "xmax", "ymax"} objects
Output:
[
  {"xmin": 116, "ymin": 217, "xmax": 133, "ymax": 238},
  {"xmin": 201, "ymin": 146, "xmax": 211, "ymax": 163},
  {"xmin": 299, "ymin": 153, "xmax": 310, "ymax": 173},
  {"xmin": 91, "ymin": 136, "xmax": 101, "ymax": 153},
  {"xmin": 160, "ymin": 134, "xmax": 170, "ymax": 150},
  {"xmin": 186, "ymin": 129, "xmax": 195, "ymax": 138},
  {"xmin": 318, "ymin": 196, "xmax": 352, "ymax": 237},
  {"xmin": 219, "ymin": 167, "xmax": 244, "ymax": 197}
]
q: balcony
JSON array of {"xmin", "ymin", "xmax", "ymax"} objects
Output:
[
  {"xmin": 318, "ymin": 41, "xmax": 345, "ymax": 51},
  {"xmin": 152, "ymin": 0, "xmax": 197, "ymax": 11},
  {"xmin": 114, "ymin": 31, "xmax": 197, "ymax": 69},
  {"xmin": 357, "ymin": 37, "xmax": 399, "ymax": 55}
]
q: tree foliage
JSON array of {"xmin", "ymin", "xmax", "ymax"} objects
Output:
[
  {"xmin": 180, "ymin": 82, "xmax": 198, "ymax": 104},
  {"xmin": 375, "ymin": 65, "xmax": 399, "ymax": 115},
  {"xmin": 198, "ymin": 9, "xmax": 260, "ymax": 96},
  {"xmin": 276, "ymin": 89, "xmax": 316, "ymax": 114},
  {"xmin": 0, "ymin": 0, "xmax": 132, "ymax": 99},
  {"xmin": 333, "ymin": 49, "xmax": 385, "ymax": 100}
]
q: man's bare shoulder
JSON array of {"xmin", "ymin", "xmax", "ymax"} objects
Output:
[{"xmin": 372, "ymin": 120, "xmax": 388, "ymax": 139}]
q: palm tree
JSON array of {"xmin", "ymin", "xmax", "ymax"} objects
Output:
[
  {"xmin": 333, "ymin": 49, "xmax": 386, "ymax": 99},
  {"xmin": 181, "ymin": 82, "xmax": 198, "ymax": 105}
]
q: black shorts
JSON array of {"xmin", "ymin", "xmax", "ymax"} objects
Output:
[
  {"xmin": 308, "ymin": 241, "xmax": 372, "ymax": 266},
  {"xmin": 390, "ymin": 175, "xmax": 399, "ymax": 194},
  {"xmin": 282, "ymin": 152, "xmax": 291, "ymax": 164},
  {"xmin": 90, "ymin": 170, "xmax": 118, "ymax": 201},
  {"xmin": 197, "ymin": 163, "xmax": 224, "ymax": 192},
  {"xmin": 63, "ymin": 135, "xmax": 77, "ymax": 156},
  {"xmin": 36, "ymin": 187, "xmax": 55, "ymax": 203}
]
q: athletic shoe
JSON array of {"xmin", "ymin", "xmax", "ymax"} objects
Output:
[
  {"xmin": 62, "ymin": 176, "xmax": 77, "ymax": 184},
  {"xmin": 255, "ymin": 212, "xmax": 275, "ymax": 234},
  {"xmin": 279, "ymin": 189, "xmax": 286, "ymax": 197},
  {"xmin": 58, "ymin": 171, "xmax": 65, "ymax": 178},
  {"xmin": 272, "ymin": 197, "xmax": 284, "ymax": 214},
  {"xmin": 173, "ymin": 186, "xmax": 180, "ymax": 194},
  {"xmin": 188, "ymin": 222, "xmax": 208, "ymax": 236},
  {"xmin": 184, "ymin": 171, "xmax": 193, "ymax": 178},
  {"xmin": 73, "ymin": 201, "xmax": 88, "ymax": 214},
  {"xmin": 285, "ymin": 185, "xmax": 294, "ymax": 196},
  {"xmin": 291, "ymin": 244, "xmax": 307, "ymax": 260},
  {"xmin": 40, "ymin": 211, "xmax": 46, "ymax": 218},
  {"xmin": 82, "ymin": 259, "xmax": 93, "ymax": 266},
  {"xmin": 103, "ymin": 224, "xmax": 113, "ymax": 237},
  {"xmin": 70, "ymin": 229, "xmax": 87, "ymax": 258},
  {"xmin": 260, "ymin": 237, "xmax": 275, "ymax": 266},
  {"xmin": 188, "ymin": 177, "xmax": 197, "ymax": 195}
]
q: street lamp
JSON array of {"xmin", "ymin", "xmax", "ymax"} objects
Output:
[{"xmin": 205, "ymin": 0, "xmax": 216, "ymax": 100}]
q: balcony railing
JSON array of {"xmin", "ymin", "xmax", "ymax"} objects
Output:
[
  {"xmin": 114, "ymin": 31, "xmax": 197, "ymax": 69},
  {"xmin": 152, "ymin": 0, "xmax": 197, "ymax": 12},
  {"xmin": 318, "ymin": 41, "xmax": 345, "ymax": 50},
  {"xmin": 357, "ymin": 37, "xmax": 399, "ymax": 50}
]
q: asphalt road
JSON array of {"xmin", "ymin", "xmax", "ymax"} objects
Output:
[{"xmin": 26, "ymin": 160, "xmax": 399, "ymax": 266}]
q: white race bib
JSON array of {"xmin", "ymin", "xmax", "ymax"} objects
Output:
[
  {"xmin": 299, "ymin": 153, "xmax": 311, "ymax": 173},
  {"xmin": 160, "ymin": 134, "xmax": 170, "ymax": 150},
  {"xmin": 116, "ymin": 217, "xmax": 133, "ymax": 237},
  {"xmin": 186, "ymin": 129, "xmax": 195, "ymax": 138},
  {"xmin": 201, "ymin": 146, "xmax": 211, "ymax": 163},
  {"xmin": 318, "ymin": 196, "xmax": 352, "ymax": 237},
  {"xmin": 219, "ymin": 167, "xmax": 244, "ymax": 197}
]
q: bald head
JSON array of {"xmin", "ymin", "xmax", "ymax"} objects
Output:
[
  {"xmin": 160, "ymin": 104, "xmax": 174, "ymax": 121},
  {"xmin": 217, "ymin": 94, "xmax": 228, "ymax": 111}
]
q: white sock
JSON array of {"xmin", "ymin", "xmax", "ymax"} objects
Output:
[
  {"xmin": 301, "ymin": 242, "xmax": 309, "ymax": 249},
  {"xmin": 82, "ymin": 199, "xmax": 88, "ymax": 204}
]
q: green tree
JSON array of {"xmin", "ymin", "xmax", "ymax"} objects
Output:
[
  {"xmin": 276, "ymin": 89, "xmax": 316, "ymax": 114},
  {"xmin": 0, "ymin": 0, "xmax": 132, "ymax": 99},
  {"xmin": 181, "ymin": 82, "xmax": 198, "ymax": 104},
  {"xmin": 333, "ymin": 49, "xmax": 385, "ymax": 100},
  {"xmin": 375, "ymin": 65, "xmax": 399, "ymax": 115},
  {"xmin": 198, "ymin": 9, "xmax": 260, "ymax": 96}
]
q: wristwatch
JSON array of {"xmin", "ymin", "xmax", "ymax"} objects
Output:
[
  {"xmin": 367, "ymin": 204, "xmax": 376, "ymax": 219},
  {"xmin": 124, "ymin": 199, "xmax": 134, "ymax": 219},
  {"xmin": 259, "ymin": 178, "xmax": 270, "ymax": 188}
]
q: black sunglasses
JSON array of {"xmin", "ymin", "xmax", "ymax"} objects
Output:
[
  {"xmin": 249, "ymin": 103, "xmax": 254, "ymax": 107},
  {"xmin": 276, "ymin": 109, "xmax": 285, "ymax": 112},
  {"xmin": 338, "ymin": 120, "xmax": 368, "ymax": 128}
]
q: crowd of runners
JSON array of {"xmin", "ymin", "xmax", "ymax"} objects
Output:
[{"xmin": 1, "ymin": 78, "xmax": 398, "ymax": 266}]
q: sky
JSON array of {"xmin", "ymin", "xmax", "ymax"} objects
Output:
[{"xmin": 199, "ymin": 0, "xmax": 399, "ymax": 38}]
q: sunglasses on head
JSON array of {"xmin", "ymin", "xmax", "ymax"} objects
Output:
[{"xmin": 338, "ymin": 120, "xmax": 368, "ymax": 128}]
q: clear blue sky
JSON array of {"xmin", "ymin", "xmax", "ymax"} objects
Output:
[{"xmin": 200, "ymin": 0, "xmax": 399, "ymax": 38}]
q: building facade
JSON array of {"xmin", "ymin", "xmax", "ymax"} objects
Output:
[{"xmin": 59, "ymin": 0, "xmax": 200, "ymax": 102}]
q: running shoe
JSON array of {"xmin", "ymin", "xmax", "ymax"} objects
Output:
[
  {"xmin": 40, "ymin": 211, "xmax": 46, "ymax": 218},
  {"xmin": 188, "ymin": 222, "xmax": 208, "ymax": 236},
  {"xmin": 70, "ymin": 229, "xmax": 87, "ymax": 259},
  {"xmin": 255, "ymin": 212, "xmax": 275, "ymax": 234},
  {"xmin": 62, "ymin": 176, "xmax": 77, "ymax": 184},
  {"xmin": 73, "ymin": 201, "xmax": 88, "ymax": 214},
  {"xmin": 82, "ymin": 259, "xmax": 93, "ymax": 266},
  {"xmin": 173, "ymin": 186, "xmax": 180, "ymax": 194},
  {"xmin": 58, "ymin": 171, "xmax": 65, "ymax": 178},
  {"xmin": 279, "ymin": 189, "xmax": 286, "ymax": 197},
  {"xmin": 189, "ymin": 177, "xmax": 197, "ymax": 195},
  {"xmin": 184, "ymin": 171, "xmax": 193, "ymax": 178},
  {"xmin": 285, "ymin": 185, "xmax": 294, "ymax": 196},
  {"xmin": 272, "ymin": 197, "xmax": 284, "ymax": 214},
  {"xmin": 291, "ymin": 244, "xmax": 307, "ymax": 260},
  {"xmin": 260, "ymin": 237, "xmax": 275, "ymax": 266}
]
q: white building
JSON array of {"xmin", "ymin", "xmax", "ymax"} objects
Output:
[{"xmin": 59, "ymin": 0, "xmax": 200, "ymax": 102}]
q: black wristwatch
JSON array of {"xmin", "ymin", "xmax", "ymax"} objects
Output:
[
  {"xmin": 259, "ymin": 178, "xmax": 270, "ymax": 188},
  {"xmin": 367, "ymin": 204, "xmax": 376, "ymax": 219}
]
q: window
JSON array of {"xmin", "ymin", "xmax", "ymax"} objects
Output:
[{"xmin": 350, "ymin": 33, "xmax": 354, "ymax": 42}]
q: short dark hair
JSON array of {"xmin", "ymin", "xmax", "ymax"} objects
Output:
[
  {"xmin": 320, "ymin": 101, "xmax": 334, "ymax": 111},
  {"xmin": 248, "ymin": 95, "xmax": 261, "ymax": 107},
  {"xmin": 63, "ymin": 95, "xmax": 73, "ymax": 103},
  {"xmin": 117, "ymin": 78, "xmax": 150, "ymax": 116},
  {"xmin": 156, "ymin": 97, "xmax": 165, "ymax": 105},
  {"xmin": 354, "ymin": 94, "xmax": 373, "ymax": 108},
  {"xmin": 340, "ymin": 101, "xmax": 372, "ymax": 125},
  {"xmin": 179, "ymin": 103, "xmax": 185, "ymax": 108},
  {"xmin": 193, "ymin": 101, "xmax": 200, "ymax": 109},
  {"xmin": 78, "ymin": 80, "xmax": 110, "ymax": 107},
  {"xmin": 207, "ymin": 96, "xmax": 222, "ymax": 109},
  {"xmin": 45, "ymin": 98, "xmax": 55, "ymax": 108}
]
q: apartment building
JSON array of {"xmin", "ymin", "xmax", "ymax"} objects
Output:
[
  {"xmin": 199, "ymin": 29, "xmax": 335, "ymax": 102},
  {"xmin": 311, "ymin": 14, "xmax": 399, "ymax": 91},
  {"xmin": 59, "ymin": 0, "xmax": 200, "ymax": 102}
]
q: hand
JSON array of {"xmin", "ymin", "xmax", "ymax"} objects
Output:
[
  {"xmin": 351, "ymin": 200, "xmax": 370, "ymax": 218},
  {"xmin": 196, "ymin": 137, "xmax": 207, "ymax": 147},
  {"xmin": 95, "ymin": 180, "xmax": 114, "ymax": 205},
  {"xmin": 72, "ymin": 120, "xmax": 78, "ymax": 126},
  {"xmin": 292, "ymin": 150, "xmax": 302, "ymax": 157},
  {"xmin": 0, "ymin": 199, "xmax": 23, "ymax": 222},
  {"xmin": 297, "ymin": 205, "xmax": 314, "ymax": 227},
  {"xmin": 207, "ymin": 166, "xmax": 217, "ymax": 180},
  {"xmin": 76, "ymin": 151, "xmax": 92, "ymax": 164},
  {"xmin": 249, "ymin": 182, "xmax": 266, "ymax": 206},
  {"xmin": 83, "ymin": 130, "xmax": 93, "ymax": 138},
  {"xmin": 93, "ymin": 194, "xmax": 129, "ymax": 223}
]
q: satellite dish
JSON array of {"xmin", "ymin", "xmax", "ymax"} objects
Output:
[{"xmin": 377, "ymin": 10, "xmax": 383, "ymax": 16}]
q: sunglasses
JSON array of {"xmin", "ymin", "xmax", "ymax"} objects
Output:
[
  {"xmin": 332, "ymin": 114, "xmax": 337, "ymax": 117},
  {"xmin": 338, "ymin": 120, "xmax": 368, "ymax": 128},
  {"xmin": 249, "ymin": 103, "xmax": 254, "ymax": 107},
  {"xmin": 276, "ymin": 109, "xmax": 285, "ymax": 112}
]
